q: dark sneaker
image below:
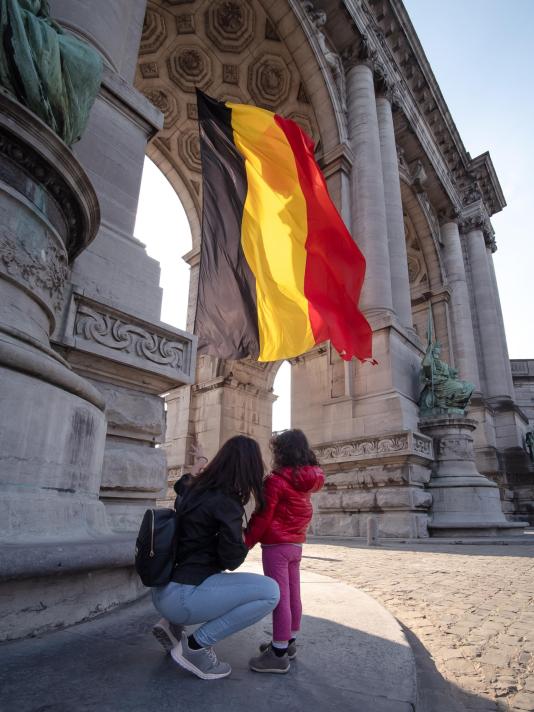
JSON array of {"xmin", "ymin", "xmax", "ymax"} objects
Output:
[
  {"xmin": 152, "ymin": 618, "xmax": 184, "ymax": 653},
  {"xmin": 249, "ymin": 645, "xmax": 290, "ymax": 674},
  {"xmin": 259, "ymin": 640, "xmax": 297, "ymax": 660},
  {"xmin": 170, "ymin": 633, "xmax": 232, "ymax": 680}
]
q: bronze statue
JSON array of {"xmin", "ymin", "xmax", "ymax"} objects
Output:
[
  {"xmin": 0, "ymin": 0, "xmax": 102, "ymax": 145},
  {"xmin": 419, "ymin": 307, "xmax": 475, "ymax": 417}
]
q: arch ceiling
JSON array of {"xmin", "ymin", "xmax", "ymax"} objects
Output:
[{"xmin": 134, "ymin": 0, "xmax": 340, "ymax": 248}]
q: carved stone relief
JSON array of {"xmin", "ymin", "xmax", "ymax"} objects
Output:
[
  {"xmin": 223, "ymin": 63, "xmax": 239, "ymax": 85},
  {"xmin": 140, "ymin": 9, "xmax": 167, "ymax": 55},
  {"xmin": 139, "ymin": 61, "xmax": 159, "ymax": 79},
  {"xmin": 0, "ymin": 228, "xmax": 69, "ymax": 311},
  {"xmin": 167, "ymin": 45, "xmax": 212, "ymax": 93},
  {"xmin": 75, "ymin": 304, "xmax": 185, "ymax": 371},
  {"xmin": 248, "ymin": 53, "xmax": 291, "ymax": 108},
  {"xmin": 143, "ymin": 88, "xmax": 179, "ymax": 128},
  {"xmin": 205, "ymin": 0, "xmax": 255, "ymax": 53},
  {"xmin": 176, "ymin": 14, "xmax": 195, "ymax": 34},
  {"xmin": 178, "ymin": 130, "xmax": 201, "ymax": 172}
]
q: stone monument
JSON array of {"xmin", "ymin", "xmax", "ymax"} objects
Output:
[{"xmin": 418, "ymin": 318, "xmax": 525, "ymax": 536}]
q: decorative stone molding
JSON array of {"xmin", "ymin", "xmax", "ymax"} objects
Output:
[
  {"xmin": 341, "ymin": 35, "xmax": 378, "ymax": 72},
  {"xmin": 0, "ymin": 96, "xmax": 100, "ymax": 260},
  {"xmin": 177, "ymin": 130, "xmax": 201, "ymax": 172},
  {"xmin": 315, "ymin": 431, "xmax": 433, "ymax": 464},
  {"xmin": 223, "ymin": 64, "xmax": 239, "ymax": 85},
  {"xmin": 459, "ymin": 215, "xmax": 485, "ymax": 234},
  {"xmin": 74, "ymin": 305, "xmax": 184, "ymax": 369},
  {"xmin": 176, "ymin": 13, "xmax": 195, "ymax": 34},
  {"xmin": 139, "ymin": 62, "xmax": 159, "ymax": 79},
  {"xmin": 139, "ymin": 9, "xmax": 167, "ymax": 55},
  {"xmin": 143, "ymin": 88, "xmax": 179, "ymax": 129},
  {"xmin": 167, "ymin": 45, "xmax": 212, "ymax": 93},
  {"xmin": 186, "ymin": 102, "xmax": 198, "ymax": 120},
  {"xmin": 205, "ymin": 0, "xmax": 255, "ymax": 54},
  {"xmin": 57, "ymin": 292, "xmax": 197, "ymax": 389},
  {"xmin": 301, "ymin": 2, "xmax": 347, "ymax": 113},
  {"xmin": 248, "ymin": 53, "xmax": 291, "ymax": 108},
  {"xmin": 0, "ymin": 228, "xmax": 69, "ymax": 312}
]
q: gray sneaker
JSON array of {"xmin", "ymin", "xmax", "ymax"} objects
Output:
[
  {"xmin": 249, "ymin": 645, "xmax": 290, "ymax": 674},
  {"xmin": 259, "ymin": 640, "xmax": 297, "ymax": 660},
  {"xmin": 170, "ymin": 633, "xmax": 232, "ymax": 680},
  {"xmin": 152, "ymin": 618, "xmax": 184, "ymax": 653}
]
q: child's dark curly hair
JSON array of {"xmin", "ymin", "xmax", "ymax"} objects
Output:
[{"xmin": 270, "ymin": 429, "xmax": 318, "ymax": 470}]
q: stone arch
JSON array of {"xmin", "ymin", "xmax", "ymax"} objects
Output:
[
  {"xmin": 400, "ymin": 179, "xmax": 453, "ymax": 362},
  {"xmin": 135, "ymin": 0, "xmax": 343, "ymax": 251},
  {"xmin": 135, "ymin": 0, "xmax": 343, "ymax": 470}
]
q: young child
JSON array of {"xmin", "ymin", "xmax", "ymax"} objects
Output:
[{"xmin": 245, "ymin": 429, "xmax": 324, "ymax": 674}]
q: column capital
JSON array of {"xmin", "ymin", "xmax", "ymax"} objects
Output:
[
  {"xmin": 341, "ymin": 35, "xmax": 377, "ymax": 72},
  {"xmin": 459, "ymin": 211, "xmax": 496, "ymax": 252},
  {"xmin": 374, "ymin": 64, "xmax": 397, "ymax": 103},
  {"xmin": 437, "ymin": 206, "xmax": 461, "ymax": 225}
]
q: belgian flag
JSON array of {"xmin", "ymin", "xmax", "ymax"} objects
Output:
[{"xmin": 195, "ymin": 90, "xmax": 373, "ymax": 363}]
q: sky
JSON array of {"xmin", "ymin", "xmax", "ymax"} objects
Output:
[{"xmin": 134, "ymin": 0, "xmax": 534, "ymax": 431}]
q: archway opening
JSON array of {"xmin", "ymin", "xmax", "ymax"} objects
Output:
[
  {"xmin": 272, "ymin": 360, "xmax": 291, "ymax": 433},
  {"xmin": 134, "ymin": 156, "xmax": 192, "ymax": 330}
]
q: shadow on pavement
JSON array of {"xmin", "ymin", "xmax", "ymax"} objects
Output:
[{"xmin": 0, "ymin": 591, "xmax": 502, "ymax": 712}]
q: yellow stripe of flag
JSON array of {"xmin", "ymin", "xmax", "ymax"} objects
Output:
[{"xmin": 228, "ymin": 103, "xmax": 316, "ymax": 361}]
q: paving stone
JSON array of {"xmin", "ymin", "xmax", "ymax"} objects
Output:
[
  {"xmin": 510, "ymin": 690, "xmax": 534, "ymax": 710},
  {"xmin": 280, "ymin": 538, "xmax": 534, "ymax": 712}
]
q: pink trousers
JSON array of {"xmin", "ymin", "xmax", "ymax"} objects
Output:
[{"xmin": 261, "ymin": 543, "xmax": 303, "ymax": 642}]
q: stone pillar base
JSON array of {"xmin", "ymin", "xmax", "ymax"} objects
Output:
[
  {"xmin": 420, "ymin": 416, "xmax": 526, "ymax": 537},
  {"xmin": 0, "ymin": 535, "xmax": 142, "ymax": 641},
  {"xmin": 312, "ymin": 431, "xmax": 434, "ymax": 538}
]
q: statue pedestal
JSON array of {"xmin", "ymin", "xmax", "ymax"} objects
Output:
[{"xmin": 419, "ymin": 416, "xmax": 526, "ymax": 536}]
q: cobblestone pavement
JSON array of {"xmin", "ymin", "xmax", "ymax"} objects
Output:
[{"xmin": 248, "ymin": 538, "xmax": 534, "ymax": 712}]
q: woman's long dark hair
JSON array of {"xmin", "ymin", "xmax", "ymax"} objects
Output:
[
  {"xmin": 271, "ymin": 429, "xmax": 318, "ymax": 470},
  {"xmin": 189, "ymin": 435, "xmax": 265, "ymax": 509}
]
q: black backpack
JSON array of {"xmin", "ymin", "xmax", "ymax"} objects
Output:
[{"xmin": 134, "ymin": 498, "xmax": 183, "ymax": 587}]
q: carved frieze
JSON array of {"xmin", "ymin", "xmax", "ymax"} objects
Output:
[
  {"xmin": 167, "ymin": 45, "xmax": 212, "ymax": 93},
  {"xmin": 143, "ymin": 88, "xmax": 179, "ymax": 128},
  {"xmin": 140, "ymin": 9, "xmax": 167, "ymax": 55},
  {"xmin": 75, "ymin": 304, "xmax": 185, "ymax": 370},
  {"xmin": 248, "ymin": 53, "xmax": 291, "ymax": 108},
  {"xmin": 0, "ymin": 228, "xmax": 68, "ymax": 312},
  {"xmin": 205, "ymin": 0, "xmax": 255, "ymax": 53},
  {"xmin": 315, "ymin": 432, "xmax": 433, "ymax": 463}
]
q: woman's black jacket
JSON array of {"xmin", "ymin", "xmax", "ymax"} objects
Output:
[{"xmin": 171, "ymin": 476, "xmax": 248, "ymax": 585}]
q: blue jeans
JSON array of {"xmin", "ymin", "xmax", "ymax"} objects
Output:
[{"xmin": 151, "ymin": 572, "xmax": 280, "ymax": 647}]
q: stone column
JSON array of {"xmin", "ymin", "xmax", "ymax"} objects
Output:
[
  {"xmin": 376, "ymin": 92, "xmax": 413, "ymax": 328},
  {"xmin": 464, "ymin": 221, "xmax": 513, "ymax": 400},
  {"xmin": 440, "ymin": 220, "xmax": 480, "ymax": 388},
  {"xmin": 487, "ymin": 247, "xmax": 515, "ymax": 397},
  {"xmin": 345, "ymin": 59, "xmax": 393, "ymax": 316}
]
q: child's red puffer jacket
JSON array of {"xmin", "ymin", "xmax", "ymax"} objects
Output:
[{"xmin": 244, "ymin": 465, "xmax": 324, "ymax": 548}]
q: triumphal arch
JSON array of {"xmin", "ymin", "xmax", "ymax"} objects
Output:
[
  {"xmin": 0, "ymin": 0, "xmax": 532, "ymax": 639},
  {"xmin": 134, "ymin": 0, "xmax": 534, "ymax": 536}
]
